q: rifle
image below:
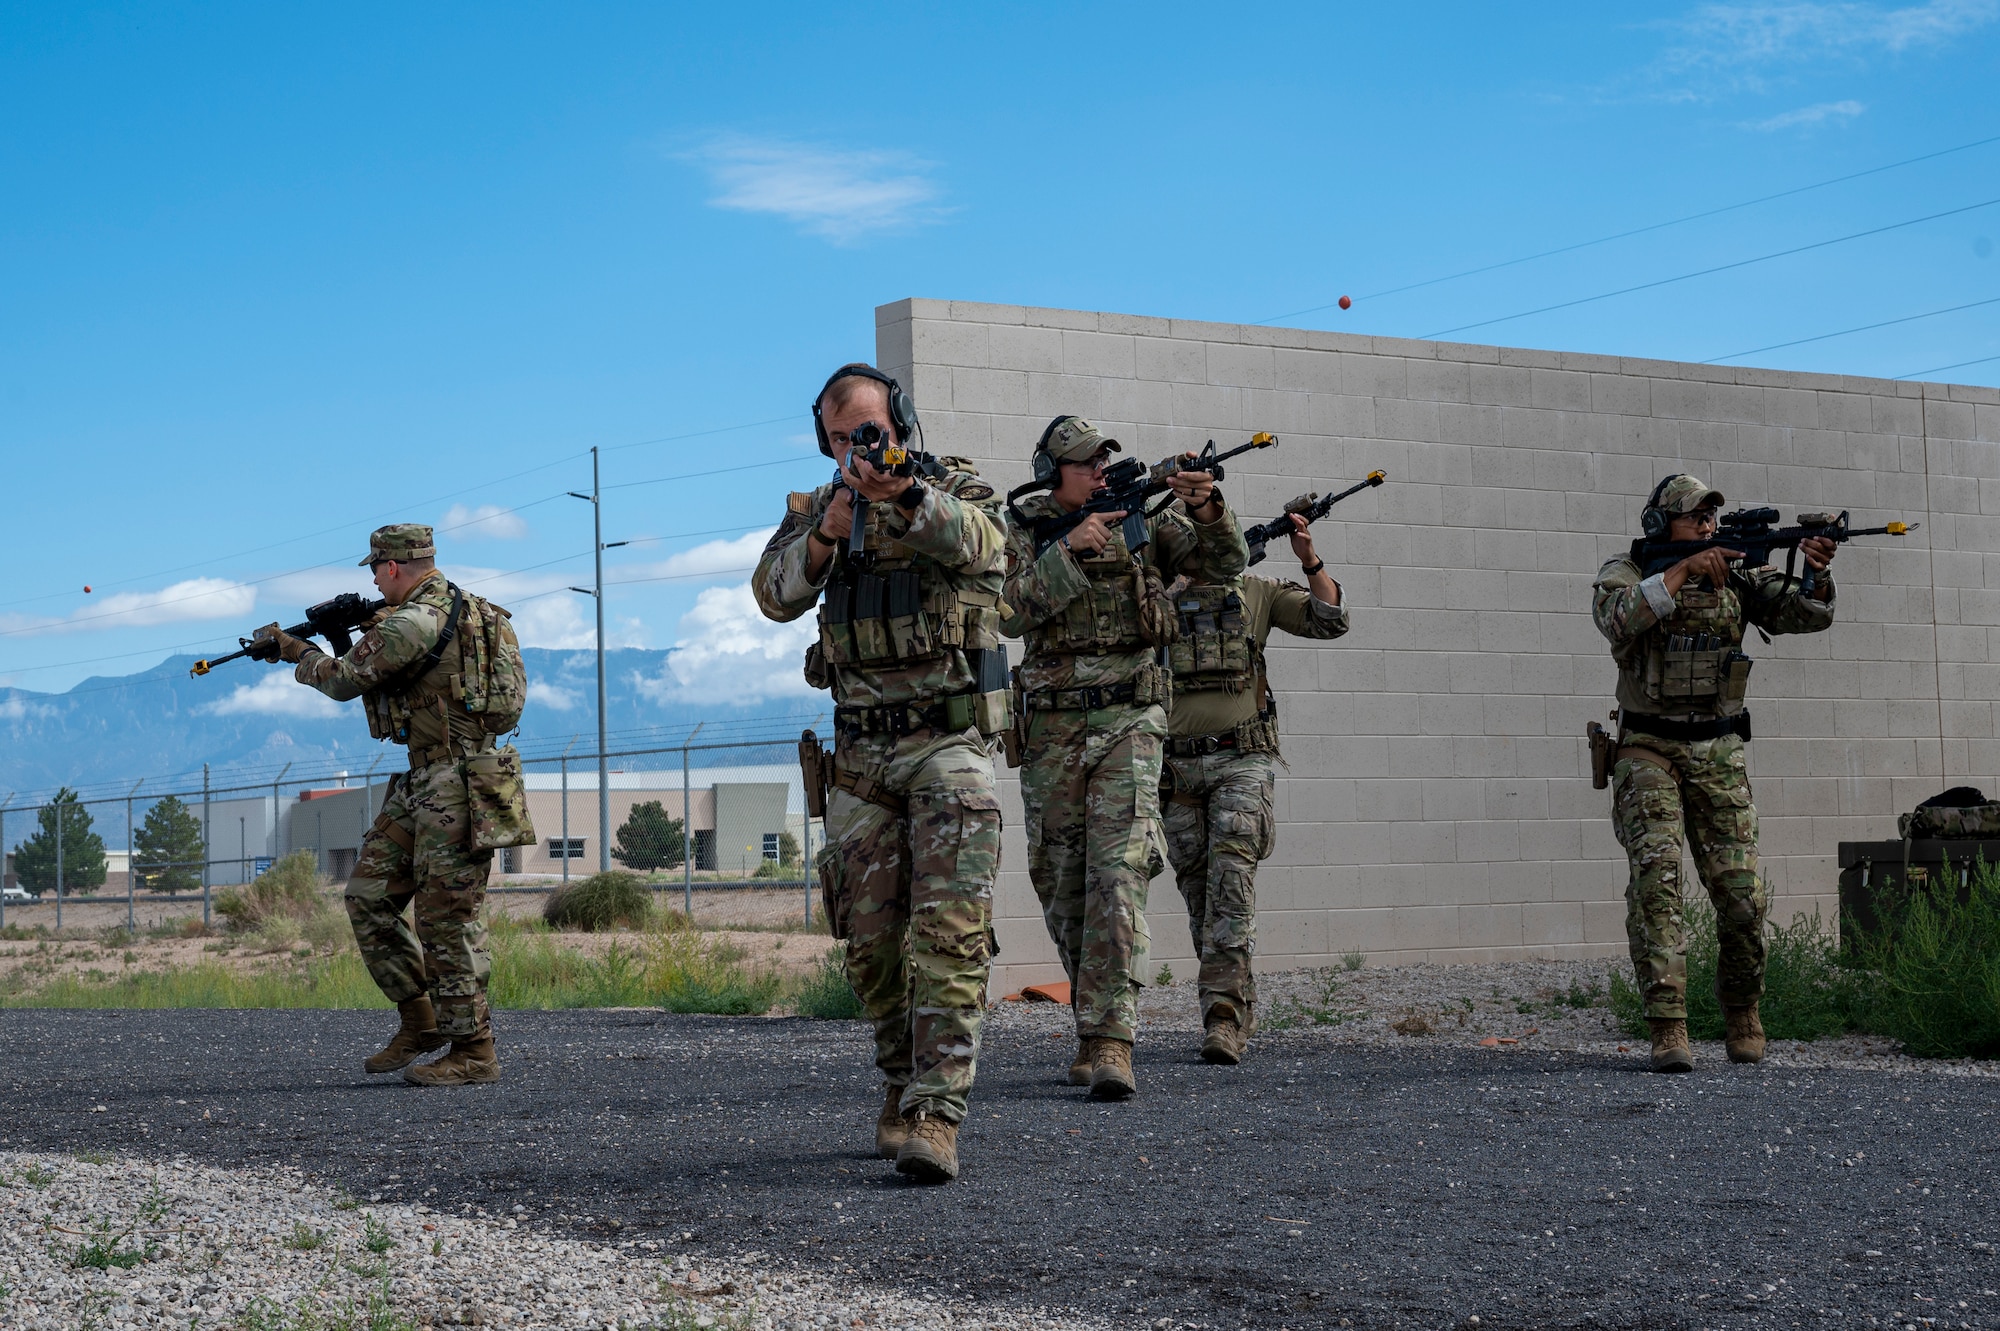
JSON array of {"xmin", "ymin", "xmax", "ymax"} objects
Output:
[
  {"xmin": 1244, "ymin": 470, "xmax": 1387, "ymax": 567},
  {"xmin": 837, "ymin": 422, "xmax": 947, "ymax": 568},
  {"xmin": 1022, "ymin": 432, "xmax": 1281, "ymax": 555},
  {"xmin": 1630, "ymin": 507, "xmax": 1916, "ymax": 598},
  {"xmin": 189, "ymin": 593, "xmax": 386, "ymax": 677}
]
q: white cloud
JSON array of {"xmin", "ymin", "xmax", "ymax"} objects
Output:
[
  {"xmin": 440, "ymin": 503, "xmax": 529, "ymax": 541},
  {"xmin": 634, "ymin": 582, "xmax": 817, "ymax": 706},
  {"xmin": 197, "ymin": 672, "xmax": 346, "ymax": 719},
  {"xmin": 613, "ymin": 530, "xmax": 774, "ymax": 588},
  {"xmin": 1666, "ymin": 1, "xmax": 1996, "ymax": 69},
  {"xmin": 529, "ymin": 680, "xmax": 582, "ymax": 711},
  {"xmin": 1747, "ymin": 97, "xmax": 1867, "ymax": 128},
  {"xmin": 0, "ymin": 578, "xmax": 258, "ymax": 638},
  {"xmin": 685, "ymin": 135, "xmax": 947, "ymax": 243},
  {"xmin": 0, "ymin": 695, "xmax": 53, "ymax": 722}
]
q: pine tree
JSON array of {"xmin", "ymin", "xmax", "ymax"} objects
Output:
[
  {"xmin": 612, "ymin": 800, "xmax": 685, "ymax": 872},
  {"xmin": 13, "ymin": 788, "xmax": 109, "ymax": 895},
  {"xmin": 134, "ymin": 795, "xmax": 206, "ymax": 896}
]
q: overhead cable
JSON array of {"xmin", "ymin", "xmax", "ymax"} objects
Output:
[
  {"xmin": 1702, "ymin": 296, "xmax": 2000, "ymax": 364},
  {"xmin": 1418, "ymin": 196, "xmax": 2000, "ymax": 340}
]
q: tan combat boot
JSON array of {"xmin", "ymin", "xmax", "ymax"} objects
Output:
[
  {"xmin": 1647, "ymin": 1018, "xmax": 1694, "ymax": 1074},
  {"xmin": 404, "ymin": 1036, "xmax": 501, "ymax": 1086},
  {"xmin": 1087, "ymin": 1037, "xmax": 1136, "ymax": 1100},
  {"xmin": 364, "ymin": 997, "xmax": 449, "ymax": 1074},
  {"xmin": 1067, "ymin": 1038, "xmax": 1092, "ymax": 1087},
  {"xmin": 894, "ymin": 1110, "xmax": 960, "ymax": 1183},
  {"xmin": 1201, "ymin": 1015, "xmax": 1246, "ymax": 1066},
  {"xmin": 876, "ymin": 1084, "xmax": 914, "ymax": 1161},
  {"xmin": 1725, "ymin": 1004, "xmax": 1766, "ymax": 1064}
]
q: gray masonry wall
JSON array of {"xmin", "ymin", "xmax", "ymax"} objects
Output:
[{"xmin": 874, "ymin": 297, "xmax": 2000, "ymax": 991}]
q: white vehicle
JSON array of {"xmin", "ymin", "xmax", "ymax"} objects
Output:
[{"xmin": 2, "ymin": 885, "xmax": 32, "ymax": 903}]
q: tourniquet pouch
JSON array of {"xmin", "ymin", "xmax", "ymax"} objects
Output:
[
  {"xmin": 815, "ymin": 845, "xmax": 847, "ymax": 940},
  {"xmin": 463, "ymin": 745, "xmax": 537, "ymax": 851}
]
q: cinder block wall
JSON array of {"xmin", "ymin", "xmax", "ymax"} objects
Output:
[{"xmin": 875, "ymin": 297, "xmax": 2000, "ymax": 991}]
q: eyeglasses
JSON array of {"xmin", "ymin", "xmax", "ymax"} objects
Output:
[{"xmin": 1060, "ymin": 450, "xmax": 1111, "ymax": 472}]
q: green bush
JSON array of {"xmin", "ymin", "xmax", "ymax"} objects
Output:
[
  {"xmin": 790, "ymin": 945, "xmax": 863, "ymax": 1019},
  {"xmin": 543, "ymin": 871, "xmax": 653, "ymax": 932},
  {"xmin": 214, "ymin": 851, "xmax": 335, "ymax": 935},
  {"xmin": 1846, "ymin": 857, "xmax": 2000, "ymax": 1059},
  {"xmin": 651, "ymin": 927, "xmax": 779, "ymax": 1015},
  {"xmin": 1608, "ymin": 895, "xmax": 1852, "ymax": 1042}
]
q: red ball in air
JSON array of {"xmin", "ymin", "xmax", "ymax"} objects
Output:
[
  {"xmin": 1338, "ymin": 295, "xmax": 1352, "ymax": 310},
  {"xmin": 83, "ymin": 585, "xmax": 92, "ymax": 593}
]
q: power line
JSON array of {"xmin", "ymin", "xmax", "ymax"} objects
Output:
[
  {"xmin": 1702, "ymin": 295, "xmax": 2000, "ymax": 364},
  {"xmin": 602, "ymin": 454, "xmax": 822, "ymax": 492},
  {"xmin": 1258, "ymin": 130, "xmax": 2000, "ymax": 326},
  {"xmin": 1419, "ymin": 195, "xmax": 2000, "ymax": 340},
  {"xmin": 600, "ymin": 415, "xmax": 796, "ymax": 453},
  {"xmin": 1896, "ymin": 351, "xmax": 2000, "ymax": 381}
]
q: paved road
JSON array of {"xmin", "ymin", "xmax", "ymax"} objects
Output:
[{"xmin": 2, "ymin": 1009, "xmax": 1994, "ymax": 1330}]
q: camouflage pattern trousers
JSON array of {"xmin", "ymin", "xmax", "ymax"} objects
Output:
[
  {"xmin": 1162, "ymin": 749, "xmax": 1276, "ymax": 1030},
  {"xmin": 1610, "ymin": 732, "xmax": 1767, "ymax": 1020},
  {"xmin": 1019, "ymin": 702, "xmax": 1166, "ymax": 1044},
  {"xmin": 818, "ymin": 726, "xmax": 1000, "ymax": 1125},
  {"xmin": 347, "ymin": 758, "xmax": 495, "ymax": 1040}
]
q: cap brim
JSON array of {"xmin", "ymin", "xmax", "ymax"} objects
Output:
[
  {"xmin": 357, "ymin": 553, "xmax": 376, "ymax": 567},
  {"xmin": 1695, "ymin": 489, "xmax": 1725, "ymax": 510}
]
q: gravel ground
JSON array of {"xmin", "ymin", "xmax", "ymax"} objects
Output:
[{"xmin": 1, "ymin": 971, "xmax": 1996, "ymax": 1330}]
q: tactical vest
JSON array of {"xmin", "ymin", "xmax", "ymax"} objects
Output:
[
  {"xmin": 1021, "ymin": 526, "xmax": 1177, "ymax": 660},
  {"xmin": 1623, "ymin": 577, "xmax": 1754, "ymax": 716},
  {"xmin": 1167, "ymin": 582, "xmax": 1258, "ymax": 695},
  {"xmin": 815, "ymin": 499, "xmax": 1004, "ymax": 672},
  {"xmin": 363, "ymin": 582, "xmax": 526, "ymax": 751}
]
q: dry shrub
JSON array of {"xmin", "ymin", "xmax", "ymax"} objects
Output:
[
  {"xmin": 215, "ymin": 850, "xmax": 345, "ymax": 952},
  {"xmin": 543, "ymin": 872, "xmax": 654, "ymax": 932}
]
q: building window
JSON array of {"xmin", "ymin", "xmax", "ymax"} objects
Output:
[
  {"xmin": 761, "ymin": 833, "xmax": 781, "ymax": 861},
  {"xmin": 547, "ymin": 837, "xmax": 586, "ymax": 860}
]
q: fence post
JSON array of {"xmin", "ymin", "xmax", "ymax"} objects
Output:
[
  {"xmin": 560, "ymin": 737, "xmax": 575, "ymax": 884},
  {"xmin": 802, "ymin": 800, "xmax": 813, "ymax": 929},
  {"xmin": 201, "ymin": 763, "xmax": 211, "ymax": 929},
  {"xmin": 55, "ymin": 799, "xmax": 64, "ymax": 932},
  {"xmin": 1, "ymin": 803, "xmax": 8, "ymax": 931},
  {"xmin": 271, "ymin": 760, "xmax": 292, "ymax": 870},
  {"xmin": 126, "ymin": 780, "xmax": 142, "ymax": 936},
  {"xmin": 681, "ymin": 740, "xmax": 693, "ymax": 918}
]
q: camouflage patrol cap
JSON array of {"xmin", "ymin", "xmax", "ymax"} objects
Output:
[
  {"xmin": 357, "ymin": 523, "xmax": 436, "ymax": 567},
  {"xmin": 1040, "ymin": 416, "xmax": 1122, "ymax": 463},
  {"xmin": 1650, "ymin": 474, "xmax": 1726, "ymax": 516}
]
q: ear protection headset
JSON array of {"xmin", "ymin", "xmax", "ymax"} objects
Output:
[
  {"xmin": 1031, "ymin": 415, "xmax": 1079, "ymax": 485},
  {"xmin": 812, "ymin": 364, "xmax": 920, "ymax": 458},
  {"xmin": 1640, "ymin": 473, "xmax": 1686, "ymax": 539}
]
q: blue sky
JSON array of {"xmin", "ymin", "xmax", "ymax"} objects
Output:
[{"xmin": 2, "ymin": 2, "xmax": 1997, "ymax": 705}]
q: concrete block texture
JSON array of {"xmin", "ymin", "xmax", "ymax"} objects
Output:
[{"xmin": 887, "ymin": 298, "xmax": 1987, "ymax": 979}]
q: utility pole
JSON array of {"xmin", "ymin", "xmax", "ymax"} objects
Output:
[{"xmin": 569, "ymin": 446, "xmax": 627, "ymax": 874}]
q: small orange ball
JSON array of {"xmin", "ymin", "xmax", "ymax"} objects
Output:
[
  {"xmin": 1338, "ymin": 295, "xmax": 1352, "ymax": 310},
  {"xmin": 83, "ymin": 585, "xmax": 92, "ymax": 593}
]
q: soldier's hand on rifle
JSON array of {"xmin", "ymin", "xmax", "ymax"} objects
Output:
[
  {"xmin": 843, "ymin": 453, "xmax": 915, "ymax": 503},
  {"xmin": 1062, "ymin": 510, "xmax": 1128, "ymax": 557},
  {"xmin": 1286, "ymin": 513, "xmax": 1317, "ymax": 564},
  {"xmin": 816, "ymin": 488, "xmax": 856, "ymax": 545},
  {"xmin": 1664, "ymin": 546, "xmax": 1741, "ymax": 597},
  {"xmin": 1167, "ymin": 466, "xmax": 1217, "ymax": 515},
  {"xmin": 248, "ymin": 623, "xmax": 313, "ymax": 665},
  {"xmin": 1290, "ymin": 514, "xmax": 1342, "ymax": 605},
  {"xmin": 1800, "ymin": 535, "xmax": 1838, "ymax": 571}
]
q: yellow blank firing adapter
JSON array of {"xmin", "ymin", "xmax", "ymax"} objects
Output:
[
  {"xmin": 190, "ymin": 659, "xmax": 213, "ymax": 676},
  {"xmin": 1887, "ymin": 522, "xmax": 1908, "ymax": 534},
  {"xmin": 1250, "ymin": 432, "xmax": 1277, "ymax": 446},
  {"xmin": 1366, "ymin": 470, "xmax": 1387, "ymax": 484}
]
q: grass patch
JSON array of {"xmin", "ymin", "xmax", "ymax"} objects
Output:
[
  {"xmin": 542, "ymin": 871, "xmax": 654, "ymax": 931},
  {"xmin": 653, "ymin": 926, "xmax": 780, "ymax": 1015},
  {"xmin": 790, "ymin": 946, "xmax": 864, "ymax": 1019},
  {"xmin": 1263, "ymin": 969, "xmax": 1361, "ymax": 1031},
  {"xmin": 238, "ymin": 1282, "xmax": 415, "ymax": 1331},
  {"xmin": 1846, "ymin": 857, "xmax": 2000, "ymax": 1058}
]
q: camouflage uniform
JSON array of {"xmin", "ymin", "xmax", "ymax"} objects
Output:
[
  {"xmin": 294, "ymin": 526, "xmax": 530, "ymax": 1042},
  {"xmin": 754, "ymin": 459, "xmax": 1008, "ymax": 1126},
  {"xmin": 1002, "ymin": 420, "xmax": 1249, "ymax": 1045},
  {"xmin": 1163, "ymin": 574, "xmax": 1348, "ymax": 1031},
  {"xmin": 1593, "ymin": 479, "xmax": 1835, "ymax": 1020}
]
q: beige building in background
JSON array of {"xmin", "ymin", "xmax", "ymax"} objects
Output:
[{"xmin": 873, "ymin": 297, "xmax": 2000, "ymax": 991}]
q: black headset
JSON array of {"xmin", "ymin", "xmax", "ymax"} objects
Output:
[
  {"xmin": 1640, "ymin": 473, "xmax": 1686, "ymax": 539},
  {"xmin": 1031, "ymin": 415, "xmax": 1078, "ymax": 485},
  {"xmin": 812, "ymin": 364, "xmax": 920, "ymax": 458}
]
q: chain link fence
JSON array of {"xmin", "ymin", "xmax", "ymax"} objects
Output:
[{"xmin": 0, "ymin": 732, "xmax": 824, "ymax": 935}]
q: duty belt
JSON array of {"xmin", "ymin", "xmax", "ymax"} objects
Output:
[
  {"xmin": 834, "ymin": 695, "xmax": 973, "ymax": 739},
  {"xmin": 830, "ymin": 766, "xmax": 907, "ymax": 816},
  {"xmin": 1023, "ymin": 680, "xmax": 1143, "ymax": 713},
  {"xmin": 407, "ymin": 736, "xmax": 495, "ymax": 769},
  {"xmin": 1166, "ymin": 713, "xmax": 1280, "ymax": 759},
  {"xmin": 1621, "ymin": 710, "xmax": 1752, "ymax": 743}
]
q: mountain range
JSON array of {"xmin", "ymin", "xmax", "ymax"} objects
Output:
[{"xmin": 0, "ymin": 648, "xmax": 824, "ymax": 809}]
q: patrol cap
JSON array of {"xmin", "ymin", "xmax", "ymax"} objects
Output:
[
  {"xmin": 358, "ymin": 523, "xmax": 437, "ymax": 567},
  {"xmin": 1040, "ymin": 416, "xmax": 1122, "ymax": 463},
  {"xmin": 1651, "ymin": 474, "xmax": 1725, "ymax": 516}
]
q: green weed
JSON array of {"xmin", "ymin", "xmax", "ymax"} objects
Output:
[
  {"xmin": 789, "ymin": 945, "xmax": 863, "ymax": 1020},
  {"xmin": 70, "ymin": 1215, "xmax": 153, "ymax": 1270},
  {"xmin": 542, "ymin": 871, "xmax": 654, "ymax": 932},
  {"xmin": 361, "ymin": 1214, "xmax": 394, "ymax": 1255},
  {"xmin": 1154, "ymin": 963, "xmax": 1174, "ymax": 986},
  {"xmin": 1608, "ymin": 896, "xmax": 1853, "ymax": 1042},
  {"xmin": 1340, "ymin": 949, "xmax": 1366, "ymax": 972},
  {"xmin": 1263, "ymin": 970, "xmax": 1360, "ymax": 1031},
  {"xmin": 287, "ymin": 1220, "xmax": 329, "ymax": 1251},
  {"xmin": 1846, "ymin": 856, "xmax": 2000, "ymax": 1058},
  {"xmin": 21, "ymin": 1163, "xmax": 55, "ymax": 1189}
]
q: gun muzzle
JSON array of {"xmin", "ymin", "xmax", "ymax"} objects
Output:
[
  {"xmin": 1366, "ymin": 470, "xmax": 1387, "ymax": 485},
  {"xmin": 190, "ymin": 660, "xmax": 213, "ymax": 677}
]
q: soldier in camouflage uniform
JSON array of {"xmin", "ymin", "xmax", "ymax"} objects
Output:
[
  {"xmin": 1592, "ymin": 475, "xmax": 1837, "ymax": 1073},
  {"xmin": 1163, "ymin": 511, "xmax": 1349, "ymax": 1065},
  {"xmin": 754, "ymin": 364, "xmax": 1008, "ymax": 1184},
  {"xmin": 255, "ymin": 523, "xmax": 535, "ymax": 1087},
  {"xmin": 1002, "ymin": 417, "xmax": 1248, "ymax": 1100}
]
